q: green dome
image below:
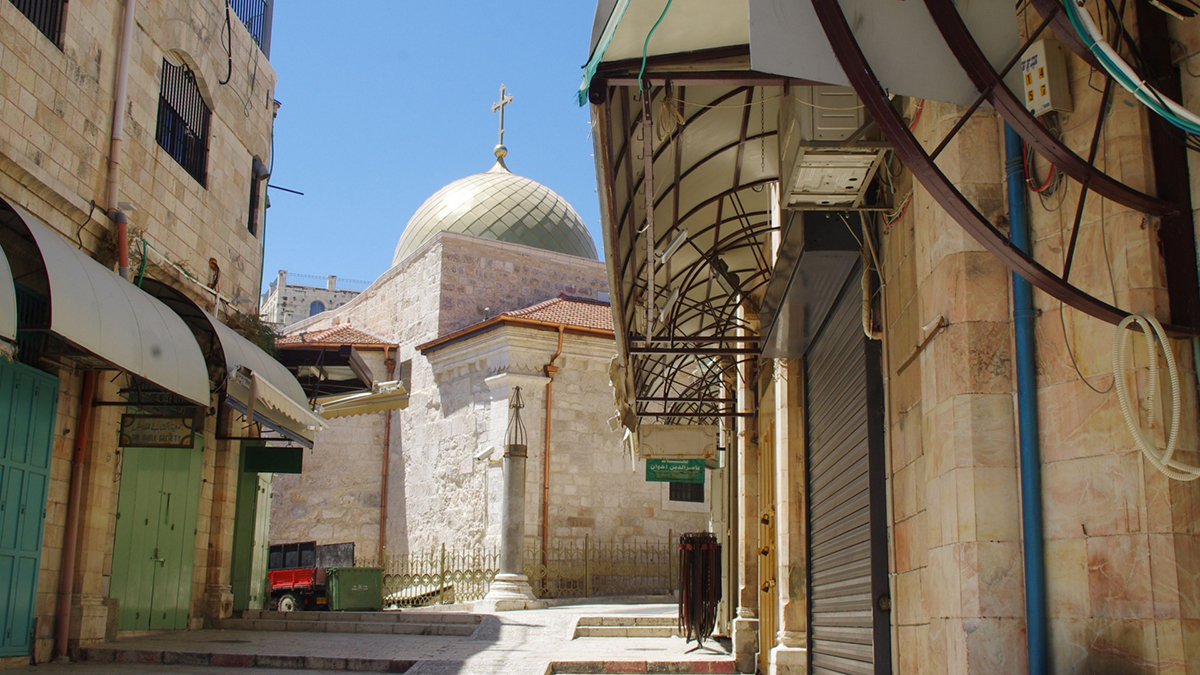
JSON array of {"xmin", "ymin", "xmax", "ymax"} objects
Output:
[{"xmin": 392, "ymin": 148, "xmax": 598, "ymax": 265}]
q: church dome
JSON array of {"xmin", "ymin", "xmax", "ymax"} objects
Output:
[{"xmin": 392, "ymin": 147, "xmax": 598, "ymax": 265}]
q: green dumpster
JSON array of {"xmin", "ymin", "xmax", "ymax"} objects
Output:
[{"xmin": 326, "ymin": 567, "xmax": 384, "ymax": 611}]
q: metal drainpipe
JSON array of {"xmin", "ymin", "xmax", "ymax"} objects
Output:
[
  {"xmin": 55, "ymin": 371, "xmax": 96, "ymax": 660},
  {"xmin": 106, "ymin": 0, "xmax": 136, "ymax": 279},
  {"xmin": 1005, "ymin": 123, "xmax": 1047, "ymax": 675},
  {"xmin": 540, "ymin": 326, "xmax": 565, "ymax": 573},
  {"xmin": 380, "ymin": 348, "xmax": 395, "ymax": 565}
]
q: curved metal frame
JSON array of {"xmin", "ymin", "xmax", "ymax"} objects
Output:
[
  {"xmin": 923, "ymin": 0, "xmax": 1173, "ymax": 215},
  {"xmin": 810, "ymin": 0, "xmax": 1196, "ymax": 335}
]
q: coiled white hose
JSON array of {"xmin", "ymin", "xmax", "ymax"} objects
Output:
[{"xmin": 1112, "ymin": 313, "xmax": 1200, "ymax": 481}]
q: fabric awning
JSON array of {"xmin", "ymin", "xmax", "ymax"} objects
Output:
[
  {"xmin": 205, "ymin": 314, "xmax": 327, "ymax": 445},
  {"xmin": 314, "ymin": 381, "xmax": 409, "ymax": 420},
  {"xmin": 0, "ymin": 244, "xmax": 15, "ymax": 343},
  {"xmin": 7, "ymin": 205, "xmax": 210, "ymax": 405}
]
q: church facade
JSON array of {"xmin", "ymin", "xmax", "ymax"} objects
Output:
[{"xmin": 270, "ymin": 145, "xmax": 709, "ymax": 571}]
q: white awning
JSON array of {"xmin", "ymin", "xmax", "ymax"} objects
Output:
[
  {"xmin": 314, "ymin": 381, "xmax": 409, "ymax": 420},
  {"xmin": 205, "ymin": 314, "xmax": 327, "ymax": 445},
  {"xmin": 6, "ymin": 205, "xmax": 210, "ymax": 405},
  {"xmin": 0, "ymin": 244, "xmax": 15, "ymax": 343}
]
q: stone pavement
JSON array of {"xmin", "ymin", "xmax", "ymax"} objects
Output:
[{"xmin": 8, "ymin": 602, "xmax": 736, "ymax": 675}]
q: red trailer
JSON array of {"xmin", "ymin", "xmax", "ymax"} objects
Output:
[{"xmin": 266, "ymin": 541, "xmax": 354, "ymax": 610}]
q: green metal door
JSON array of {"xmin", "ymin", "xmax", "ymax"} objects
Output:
[
  {"xmin": 0, "ymin": 359, "xmax": 59, "ymax": 656},
  {"xmin": 110, "ymin": 437, "xmax": 202, "ymax": 630},
  {"xmin": 232, "ymin": 442, "xmax": 274, "ymax": 612}
]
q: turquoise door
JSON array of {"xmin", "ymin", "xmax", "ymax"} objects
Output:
[
  {"xmin": 0, "ymin": 359, "xmax": 59, "ymax": 656},
  {"xmin": 109, "ymin": 437, "xmax": 202, "ymax": 630}
]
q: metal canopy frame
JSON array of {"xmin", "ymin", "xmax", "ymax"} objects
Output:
[{"xmin": 809, "ymin": 0, "xmax": 1196, "ymax": 335}]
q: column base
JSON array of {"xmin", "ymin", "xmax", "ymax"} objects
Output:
[
  {"xmin": 203, "ymin": 584, "xmax": 233, "ymax": 625},
  {"xmin": 476, "ymin": 574, "xmax": 546, "ymax": 612},
  {"xmin": 732, "ymin": 616, "xmax": 759, "ymax": 674},
  {"xmin": 769, "ymin": 643, "xmax": 808, "ymax": 675}
]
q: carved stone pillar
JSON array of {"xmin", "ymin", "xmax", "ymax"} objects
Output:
[{"xmin": 732, "ymin": 309, "xmax": 760, "ymax": 673}]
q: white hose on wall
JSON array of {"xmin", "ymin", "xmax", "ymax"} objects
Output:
[{"xmin": 1112, "ymin": 313, "xmax": 1200, "ymax": 481}]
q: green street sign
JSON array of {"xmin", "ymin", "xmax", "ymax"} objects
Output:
[{"xmin": 646, "ymin": 458, "xmax": 705, "ymax": 484}]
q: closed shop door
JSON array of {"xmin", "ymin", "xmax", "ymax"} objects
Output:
[
  {"xmin": 0, "ymin": 360, "xmax": 58, "ymax": 656},
  {"xmin": 110, "ymin": 439, "xmax": 202, "ymax": 630},
  {"xmin": 805, "ymin": 269, "xmax": 890, "ymax": 674}
]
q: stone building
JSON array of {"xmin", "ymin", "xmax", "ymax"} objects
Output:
[
  {"xmin": 271, "ymin": 142, "xmax": 710, "ymax": 576},
  {"xmin": 0, "ymin": 0, "xmax": 320, "ymax": 664},
  {"xmin": 585, "ymin": 2, "xmax": 1200, "ymax": 673},
  {"xmin": 259, "ymin": 269, "xmax": 361, "ymax": 328}
]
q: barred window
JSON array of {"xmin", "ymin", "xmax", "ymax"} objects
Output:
[
  {"xmin": 669, "ymin": 482, "xmax": 704, "ymax": 503},
  {"xmin": 227, "ymin": 0, "xmax": 267, "ymax": 50},
  {"xmin": 155, "ymin": 59, "xmax": 210, "ymax": 186},
  {"xmin": 9, "ymin": 0, "xmax": 65, "ymax": 47}
]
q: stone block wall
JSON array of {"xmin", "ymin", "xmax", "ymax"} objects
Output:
[
  {"xmin": 879, "ymin": 4, "xmax": 1200, "ymax": 672},
  {"xmin": 0, "ymin": 0, "xmax": 277, "ymax": 658}
]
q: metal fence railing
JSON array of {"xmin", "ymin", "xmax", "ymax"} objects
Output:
[
  {"xmin": 227, "ymin": 0, "xmax": 266, "ymax": 48},
  {"xmin": 382, "ymin": 535, "xmax": 677, "ymax": 607}
]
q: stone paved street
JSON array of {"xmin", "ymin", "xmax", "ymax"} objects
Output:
[{"xmin": 8, "ymin": 603, "xmax": 735, "ymax": 675}]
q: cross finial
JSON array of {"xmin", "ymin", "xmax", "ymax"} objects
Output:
[{"xmin": 492, "ymin": 84, "xmax": 514, "ymax": 146}]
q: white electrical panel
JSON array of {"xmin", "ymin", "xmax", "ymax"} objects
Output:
[{"xmin": 1020, "ymin": 39, "xmax": 1072, "ymax": 117}]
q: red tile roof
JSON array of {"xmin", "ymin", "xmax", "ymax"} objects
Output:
[
  {"xmin": 277, "ymin": 324, "xmax": 394, "ymax": 347},
  {"xmin": 501, "ymin": 295, "xmax": 613, "ymax": 331}
]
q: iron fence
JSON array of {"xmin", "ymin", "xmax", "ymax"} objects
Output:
[{"xmin": 381, "ymin": 535, "xmax": 677, "ymax": 607}]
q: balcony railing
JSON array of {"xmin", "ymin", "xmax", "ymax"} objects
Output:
[{"xmin": 227, "ymin": 0, "xmax": 271, "ymax": 55}]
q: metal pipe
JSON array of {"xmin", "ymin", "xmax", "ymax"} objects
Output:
[
  {"xmin": 1006, "ymin": 123, "xmax": 1047, "ymax": 675},
  {"xmin": 540, "ymin": 326, "xmax": 565, "ymax": 574},
  {"xmin": 55, "ymin": 371, "xmax": 96, "ymax": 660},
  {"xmin": 106, "ymin": 0, "xmax": 136, "ymax": 279},
  {"xmin": 380, "ymin": 348, "xmax": 394, "ymax": 564}
]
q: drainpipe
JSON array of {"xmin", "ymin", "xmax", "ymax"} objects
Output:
[
  {"xmin": 380, "ymin": 348, "xmax": 395, "ymax": 564},
  {"xmin": 55, "ymin": 371, "xmax": 96, "ymax": 660},
  {"xmin": 106, "ymin": 0, "xmax": 137, "ymax": 279},
  {"xmin": 1005, "ymin": 123, "xmax": 1047, "ymax": 675},
  {"xmin": 540, "ymin": 326, "xmax": 565, "ymax": 572}
]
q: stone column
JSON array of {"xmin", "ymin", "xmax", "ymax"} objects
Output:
[
  {"xmin": 770, "ymin": 358, "xmax": 807, "ymax": 674},
  {"xmin": 732, "ymin": 309, "xmax": 760, "ymax": 673},
  {"xmin": 479, "ymin": 373, "xmax": 546, "ymax": 611}
]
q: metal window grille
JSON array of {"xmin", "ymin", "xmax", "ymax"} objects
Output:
[
  {"xmin": 155, "ymin": 60, "xmax": 210, "ymax": 186},
  {"xmin": 227, "ymin": 0, "xmax": 266, "ymax": 48},
  {"xmin": 14, "ymin": 283, "xmax": 48, "ymax": 367},
  {"xmin": 669, "ymin": 482, "xmax": 704, "ymax": 503},
  {"xmin": 9, "ymin": 0, "xmax": 64, "ymax": 47}
]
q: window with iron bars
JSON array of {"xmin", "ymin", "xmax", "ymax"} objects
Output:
[
  {"xmin": 155, "ymin": 60, "xmax": 210, "ymax": 187},
  {"xmin": 669, "ymin": 481, "xmax": 704, "ymax": 503},
  {"xmin": 227, "ymin": 0, "xmax": 267, "ymax": 50},
  {"xmin": 9, "ymin": 0, "xmax": 65, "ymax": 47}
]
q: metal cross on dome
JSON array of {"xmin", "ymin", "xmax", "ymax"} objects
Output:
[{"xmin": 492, "ymin": 84, "xmax": 514, "ymax": 146}]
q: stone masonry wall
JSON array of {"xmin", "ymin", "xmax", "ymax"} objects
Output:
[
  {"xmin": 0, "ymin": 0, "xmax": 276, "ymax": 659},
  {"xmin": 882, "ymin": 3, "xmax": 1200, "ymax": 672}
]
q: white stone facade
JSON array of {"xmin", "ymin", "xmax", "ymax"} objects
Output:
[
  {"xmin": 271, "ymin": 232, "xmax": 710, "ymax": 560},
  {"xmin": 260, "ymin": 269, "xmax": 361, "ymax": 328}
]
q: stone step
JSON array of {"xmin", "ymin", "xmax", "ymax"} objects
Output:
[
  {"xmin": 80, "ymin": 647, "xmax": 418, "ymax": 672},
  {"xmin": 217, "ymin": 617, "xmax": 477, "ymax": 636},
  {"xmin": 549, "ymin": 660, "xmax": 738, "ymax": 674},
  {"xmin": 575, "ymin": 615, "xmax": 677, "ymax": 627},
  {"xmin": 241, "ymin": 609, "xmax": 479, "ymax": 625}
]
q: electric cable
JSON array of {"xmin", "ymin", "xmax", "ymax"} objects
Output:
[{"xmin": 1112, "ymin": 312, "xmax": 1200, "ymax": 481}]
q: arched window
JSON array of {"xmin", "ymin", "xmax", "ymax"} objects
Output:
[
  {"xmin": 309, "ymin": 301, "xmax": 325, "ymax": 316},
  {"xmin": 156, "ymin": 59, "xmax": 210, "ymax": 186}
]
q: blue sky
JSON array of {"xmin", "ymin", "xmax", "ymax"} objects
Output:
[{"xmin": 263, "ymin": 1, "xmax": 602, "ymax": 290}]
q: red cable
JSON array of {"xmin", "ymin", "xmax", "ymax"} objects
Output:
[
  {"xmin": 1022, "ymin": 141, "xmax": 1054, "ymax": 193},
  {"xmin": 908, "ymin": 99, "xmax": 925, "ymax": 130}
]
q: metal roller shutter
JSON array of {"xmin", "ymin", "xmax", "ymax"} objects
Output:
[{"xmin": 805, "ymin": 268, "xmax": 890, "ymax": 675}]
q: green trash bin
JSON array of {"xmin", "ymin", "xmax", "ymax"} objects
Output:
[{"xmin": 326, "ymin": 567, "xmax": 384, "ymax": 611}]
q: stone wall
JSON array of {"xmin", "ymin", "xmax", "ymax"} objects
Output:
[
  {"xmin": 260, "ymin": 270, "xmax": 361, "ymax": 328},
  {"xmin": 0, "ymin": 0, "xmax": 276, "ymax": 660},
  {"xmin": 880, "ymin": 5, "xmax": 1200, "ymax": 671}
]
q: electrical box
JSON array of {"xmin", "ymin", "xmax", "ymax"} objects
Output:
[{"xmin": 1020, "ymin": 39, "xmax": 1072, "ymax": 116}]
